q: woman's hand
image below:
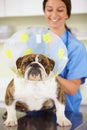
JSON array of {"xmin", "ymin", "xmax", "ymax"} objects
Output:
[{"xmin": 56, "ymin": 76, "xmax": 81, "ymax": 96}]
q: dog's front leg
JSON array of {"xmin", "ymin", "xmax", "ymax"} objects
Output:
[
  {"xmin": 4, "ymin": 102, "xmax": 17, "ymax": 127},
  {"xmin": 54, "ymin": 99, "xmax": 72, "ymax": 127},
  {"xmin": 4, "ymin": 79, "xmax": 18, "ymax": 126}
]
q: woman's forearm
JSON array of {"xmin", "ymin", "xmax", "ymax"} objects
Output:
[{"xmin": 56, "ymin": 76, "xmax": 81, "ymax": 96}]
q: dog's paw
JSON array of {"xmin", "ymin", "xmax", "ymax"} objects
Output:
[
  {"xmin": 4, "ymin": 119, "xmax": 18, "ymax": 127},
  {"xmin": 57, "ymin": 116, "xmax": 72, "ymax": 127}
]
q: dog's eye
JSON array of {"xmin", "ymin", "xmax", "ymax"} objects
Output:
[
  {"xmin": 29, "ymin": 58, "xmax": 34, "ymax": 62},
  {"xmin": 38, "ymin": 58, "xmax": 42, "ymax": 62},
  {"xmin": 25, "ymin": 58, "xmax": 34, "ymax": 65},
  {"xmin": 41, "ymin": 61, "xmax": 47, "ymax": 67},
  {"xmin": 38, "ymin": 58, "xmax": 47, "ymax": 67}
]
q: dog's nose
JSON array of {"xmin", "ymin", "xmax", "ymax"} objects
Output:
[{"xmin": 31, "ymin": 63, "xmax": 40, "ymax": 68}]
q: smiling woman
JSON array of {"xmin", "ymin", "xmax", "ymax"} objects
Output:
[{"xmin": 42, "ymin": 0, "xmax": 87, "ymax": 112}]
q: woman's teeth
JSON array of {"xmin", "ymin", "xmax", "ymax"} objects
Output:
[{"xmin": 52, "ymin": 19, "xmax": 58, "ymax": 22}]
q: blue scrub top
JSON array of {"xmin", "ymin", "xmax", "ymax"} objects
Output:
[{"xmin": 60, "ymin": 30, "xmax": 87, "ymax": 112}]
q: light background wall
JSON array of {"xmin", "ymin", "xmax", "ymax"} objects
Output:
[{"xmin": 0, "ymin": 14, "xmax": 87, "ymax": 31}]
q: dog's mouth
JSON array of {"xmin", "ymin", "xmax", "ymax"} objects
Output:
[
  {"xmin": 24, "ymin": 63, "xmax": 45, "ymax": 81},
  {"xmin": 28, "ymin": 67, "xmax": 42, "ymax": 81}
]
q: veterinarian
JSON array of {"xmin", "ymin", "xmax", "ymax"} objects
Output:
[{"xmin": 43, "ymin": 0, "xmax": 87, "ymax": 112}]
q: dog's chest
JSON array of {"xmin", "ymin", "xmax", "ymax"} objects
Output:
[{"xmin": 14, "ymin": 77, "xmax": 58, "ymax": 110}]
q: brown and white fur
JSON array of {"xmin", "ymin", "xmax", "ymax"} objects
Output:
[{"xmin": 4, "ymin": 54, "xmax": 72, "ymax": 127}]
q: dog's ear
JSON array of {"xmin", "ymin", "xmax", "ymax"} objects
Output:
[
  {"xmin": 16, "ymin": 57, "xmax": 23, "ymax": 69},
  {"xmin": 48, "ymin": 58, "xmax": 55, "ymax": 71}
]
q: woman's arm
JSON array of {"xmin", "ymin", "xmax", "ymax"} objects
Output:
[{"xmin": 56, "ymin": 76, "xmax": 81, "ymax": 96}]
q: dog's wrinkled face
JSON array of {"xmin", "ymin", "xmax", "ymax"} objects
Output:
[{"xmin": 16, "ymin": 54, "xmax": 55, "ymax": 80}]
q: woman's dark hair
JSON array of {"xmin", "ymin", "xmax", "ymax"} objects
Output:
[{"xmin": 43, "ymin": 0, "xmax": 72, "ymax": 18}]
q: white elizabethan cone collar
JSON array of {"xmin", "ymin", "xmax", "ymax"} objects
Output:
[{"xmin": 3, "ymin": 27, "xmax": 68, "ymax": 75}]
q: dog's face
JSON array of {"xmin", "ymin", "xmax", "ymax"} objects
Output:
[{"xmin": 16, "ymin": 54, "xmax": 55, "ymax": 80}]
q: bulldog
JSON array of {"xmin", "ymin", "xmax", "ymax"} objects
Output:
[{"xmin": 3, "ymin": 54, "xmax": 72, "ymax": 127}]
